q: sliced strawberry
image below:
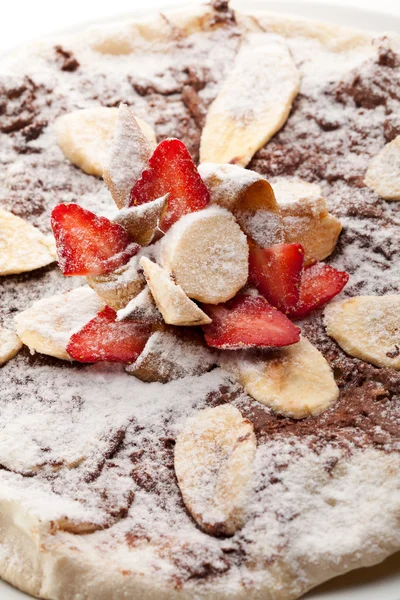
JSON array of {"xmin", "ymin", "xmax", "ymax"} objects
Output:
[
  {"xmin": 249, "ymin": 242, "xmax": 304, "ymax": 314},
  {"xmin": 130, "ymin": 139, "xmax": 209, "ymax": 231},
  {"xmin": 202, "ymin": 295, "xmax": 300, "ymax": 350},
  {"xmin": 51, "ymin": 203, "xmax": 139, "ymax": 276},
  {"xmin": 67, "ymin": 306, "xmax": 151, "ymax": 363},
  {"xmin": 291, "ymin": 263, "xmax": 349, "ymax": 318}
]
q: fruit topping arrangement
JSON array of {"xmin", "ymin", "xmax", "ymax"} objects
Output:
[
  {"xmin": 21, "ymin": 103, "xmax": 350, "ymax": 420},
  {"xmin": 6, "ymin": 102, "xmax": 398, "ymax": 425}
]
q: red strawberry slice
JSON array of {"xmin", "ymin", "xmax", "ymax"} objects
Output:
[
  {"xmin": 67, "ymin": 306, "xmax": 151, "ymax": 363},
  {"xmin": 51, "ymin": 203, "xmax": 139, "ymax": 276},
  {"xmin": 291, "ymin": 263, "xmax": 349, "ymax": 318},
  {"xmin": 202, "ymin": 295, "xmax": 300, "ymax": 350},
  {"xmin": 249, "ymin": 242, "xmax": 304, "ymax": 314},
  {"xmin": 130, "ymin": 139, "xmax": 209, "ymax": 231}
]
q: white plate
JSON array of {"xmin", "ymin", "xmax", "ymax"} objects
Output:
[{"xmin": 1, "ymin": 1, "xmax": 399, "ymax": 598}]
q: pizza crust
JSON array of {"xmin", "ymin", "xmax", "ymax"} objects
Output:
[{"xmin": 0, "ymin": 445, "xmax": 399, "ymax": 600}]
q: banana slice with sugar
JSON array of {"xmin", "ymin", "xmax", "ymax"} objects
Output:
[
  {"xmin": 220, "ymin": 337, "xmax": 339, "ymax": 419},
  {"xmin": 198, "ymin": 162, "xmax": 284, "ymax": 248},
  {"xmin": 56, "ymin": 105, "xmax": 156, "ymax": 182},
  {"xmin": 324, "ymin": 295, "xmax": 400, "ymax": 369},
  {"xmin": 0, "ymin": 209, "xmax": 56, "ymax": 275},
  {"xmin": 87, "ymin": 254, "xmax": 145, "ymax": 310},
  {"xmin": 364, "ymin": 136, "xmax": 400, "ymax": 201},
  {"xmin": 200, "ymin": 35, "xmax": 300, "ymax": 167},
  {"xmin": 0, "ymin": 327, "xmax": 22, "ymax": 365},
  {"xmin": 174, "ymin": 404, "xmax": 256, "ymax": 536},
  {"xmin": 103, "ymin": 103, "xmax": 156, "ymax": 208},
  {"xmin": 140, "ymin": 257, "xmax": 211, "ymax": 326},
  {"xmin": 14, "ymin": 287, "xmax": 104, "ymax": 360},
  {"xmin": 272, "ymin": 177, "xmax": 342, "ymax": 266},
  {"xmin": 160, "ymin": 206, "xmax": 248, "ymax": 304}
]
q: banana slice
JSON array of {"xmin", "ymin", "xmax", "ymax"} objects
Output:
[
  {"xmin": 87, "ymin": 255, "xmax": 145, "ymax": 310},
  {"xmin": 160, "ymin": 206, "xmax": 248, "ymax": 304},
  {"xmin": 174, "ymin": 404, "xmax": 256, "ymax": 536},
  {"xmin": 103, "ymin": 103, "xmax": 156, "ymax": 208},
  {"xmin": 200, "ymin": 36, "xmax": 300, "ymax": 167},
  {"xmin": 324, "ymin": 295, "xmax": 400, "ymax": 369},
  {"xmin": 0, "ymin": 327, "xmax": 22, "ymax": 365},
  {"xmin": 272, "ymin": 177, "xmax": 342, "ymax": 266},
  {"xmin": 140, "ymin": 256, "xmax": 211, "ymax": 326},
  {"xmin": 198, "ymin": 163, "xmax": 284, "ymax": 247},
  {"xmin": 55, "ymin": 105, "xmax": 156, "ymax": 181},
  {"xmin": 113, "ymin": 194, "xmax": 168, "ymax": 246},
  {"xmin": 364, "ymin": 136, "xmax": 400, "ymax": 200},
  {"xmin": 116, "ymin": 286, "xmax": 162, "ymax": 324},
  {"xmin": 14, "ymin": 287, "xmax": 104, "ymax": 360},
  {"xmin": 126, "ymin": 329, "xmax": 216, "ymax": 383},
  {"xmin": 0, "ymin": 208, "xmax": 56, "ymax": 275},
  {"xmin": 221, "ymin": 337, "xmax": 339, "ymax": 419}
]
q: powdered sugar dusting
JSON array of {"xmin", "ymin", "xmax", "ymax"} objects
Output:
[
  {"xmin": 208, "ymin": 34, "xmax": 300, "ymax": 126},
  {"xmin": 0, "ymin": 8, "xmax": 399, "ymax": 596},
  {"xmin": 14, "ymin": 286, "xmax": 104, "ymax": 358}
]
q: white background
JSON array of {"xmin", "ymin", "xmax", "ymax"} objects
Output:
[{"xmin": 0, "ymin": 0, "xmax": 399, "ymax": 53}]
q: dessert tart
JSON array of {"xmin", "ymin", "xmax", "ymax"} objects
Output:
[{"xmin": 0, "ymin": 2, "xmax": 399, "ymax": 599}]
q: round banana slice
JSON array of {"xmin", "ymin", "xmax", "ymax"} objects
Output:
[
  {"xmin": 14, "ymin": 287, "xmax": 104, "ymax": 360},
  {"xmin": 140, "ymin": 256, "xmax": 211, "ymax": 326},
  {"xmin": 0, "ymin": 208, "xmax": 56, "ymax": 275},
  {"xmin": 272, "ymin": 177, "xmax": 342, "ymax": 266},
  {"xmin": 324, "ymin": 295, "xmax": 400, "ymax": 369},
  {"xmin": 198, "ymin": 163, "xmax": 284, "ymax": 248},
  {"xmin": 160, "ymin": 206, "xmax": 248, "ymax": 304},
  {"xmin": 200, "ymin": 36, "xmax": 300, "ymax": 167},
  {"xmin": 174, "ymin": 404, "xmax": 256, "ymax": 536},
  {"xmin": 364, "ymin": 136, "xmax": 400, "ymax": 201},
  {"xmin": 221, "ymin": 337, "xmax": 339, "ymax": 419},
  {"xmin": 0, "ymin": 327, "xmax": 22, "ymax": 365},
  {"xmin": 55, "ymin": 105, "xmax": 156, "ymax": 180}
]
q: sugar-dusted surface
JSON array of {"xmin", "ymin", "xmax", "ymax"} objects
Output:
[
  {"xmin": 0, "ymin": 327, "xmax": 22, "ymax": 365},
  {"xmin": 104, "ymin": 103, "xmax": 154, "ymax": 209},
  {"xmin": 160, "ymin": 205, "xmax": 249, "ymax": 304},
  {"xmin": 324, "ymin": 295, "xmax": 400, "ymax": 370},
  {"xmin": 200, "ymin": 33, "xmax": 301, "ymax": 166},
  {"xmin": 0, "ymin": 4, "xmax": 400, "ymax": 599},
  {"xmin": 14, "ymin": 287, "xmax": 104, "ymax": 359},
  {"xmin": 0, "ymin": 208, "xmax": 56, "ymax": 275}
]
